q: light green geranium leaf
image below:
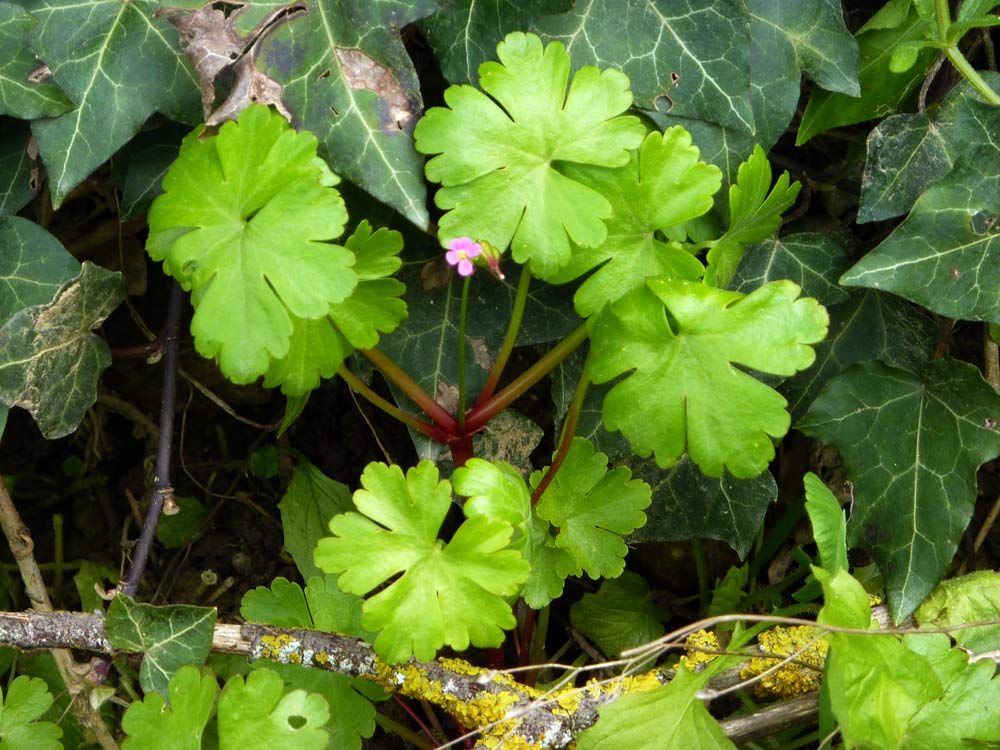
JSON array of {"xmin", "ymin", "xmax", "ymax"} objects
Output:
[
  {"xmin": 803, "ymin": 472, "xmax": 847, "ymax": 575},
  {"xmin": 796, "ymin": 1, "xmax": 936, "ymax": 144},
  {"xmin": 570, "ymin": 571, "xmax": 666, "ymax": 658},
  {"xmin": 304, "ymin": 575, "xmax": 376, "ymax": 642},
  {"xmin": 0, "ymin": 260, "xmax": 124, "ymax": 439},
  {"xmin": 0, "ymin": 4, "xmax": 73, "ymax": 119},
  {"xmin": 263, "ymin": 221, "xmax": 407, "ymax": 396},
  {"xmin": 414, "ymin": 31, "xmax": 645, "ymax": 278},
  {"xmin": 278, "ymin": 455, "xmax": 354, "ymax": 581},
  {"xmin": 532, "ymin": 438, "xmax": 650, "ymax": 579},
  {"xmin": 452, "ymin": 458, "xmax": 531, "ymax": 528},
  {"xmin": 241, "ymin": 578, "xmax": 312, "ymax": 629},
  {"xmin": 146, "ymin": 104, "xmax": 354, "ymax": 384},
  {"xmin": 121, "ymin": 666, "xmax": 217, "ymax": 750},
  {"xmin": 314, "ymin": 461, "xmax": 529, "ymax": 662},
  {"xmin": 25, "ymin": 0, "xmax": 200, "ymax": 207},
  {"xmin": 552, "ymin": 128, "xmax": 719, "ymax": 317},
  {"xmin": 576, "ymin": 666, "xmax": 734, "ymax": 750},
  {"xmin": 589, "ymin": 280, "xmax": 828, "ymax": 478},
  {"xmin": 704, "ymin": 145, "xmax": 801, "ymax": 288},
  {"xmin": 218, "ymin": 669, "xmax": 329, "ymax": 750},
  {"xmin": 0, "ymin": 676, "xmax": 61, "ymax": 750},
  {"xmin": 915, "ymin": 571, "xmax": 1000, "ymax": 654},
  {"xmin": 105, "ymin": 596, "xmax": 216, "ymax": 698},
  {"xmin": 521, "ymin": 515, "xmax": 578, "ymax": 609},
  {"xmin": 800, "ymin": 359, "xmax": 1000, "ymax": 621},
  {"xmin": 842, "ymin": 109, "xmax": 1000, "ymax": 324}
]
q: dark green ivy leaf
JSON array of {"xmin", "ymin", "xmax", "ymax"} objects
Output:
[
  {"xmin": 799, "ymin": 359, "xmax": 1000, "ymax": 621},
  {"xmin": 106, "ymin": 596, "xmax": 216, "ymax": 698},
  {"xmin": 0, "ymin": 118, "xmax": 37, "ymax": 217},
  {"xmin": 0, "ymin": 3, "xmax": 73, "ymax": 119},
  {"xmin": 0, "ymin": 259, "xmax": 124, "ymax": 439},
  {"xmin": 731, "ymin": 233, "xmax": 850, "ymax": 307},
  {"xmin": 25, "ymin": 0, "xmax": 201, "ymax": 207}
]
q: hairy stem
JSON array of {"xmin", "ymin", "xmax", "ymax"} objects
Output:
[
  {"xmin": 338, "ymin": 366, "xmax": 448, "ymax": 443},
  {"xmin": 466, "ymin": 323, "xmax": 589, "ymax": 432},
  {"xmin": 475, "ymin": 264, "xmax": 533, "ymax": 407},
  {"xmin": 120, "ymin": 279, "xmax": 183, "ymax": 598},
  {"xmin": 361, "ymin": 347, "xmax": 459, "ymax": 434}
]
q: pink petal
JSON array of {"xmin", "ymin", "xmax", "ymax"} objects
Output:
[
  {"xmin": 457, "ymin": 259, "xmax": 475, "ymax": 276},
  {"xmin": 445, "ymin": 249, "xmax": 461, "ymax": 266}
]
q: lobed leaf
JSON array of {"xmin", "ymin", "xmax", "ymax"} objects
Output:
[
  {"xmin": 589, "ymin": 279, "xmax": 828, "ymax": 478},
  {"xmin": 800, "ymin": 359, "xmax": 1000, "ymax": 620},
  {"xmin": 415, "ymin": 31, "xmax": 645, "ymax": 278},
  {"xmin": 553, "ymin": 128, "xmax": 720, "ymax": 317},
  {"xmin": 0, "ymin": 676, "xmax": 61, "ymax": 750},
  {"xmin": 570, "ymin": 572, "xmax": 666, "ymax": 658},
  {"xmin": 147, "ymin": 104, "xmax": 354, "ymax": 384},
  {"xmin": 315, "ymin": 461, "xmax": 529, "ymax": 662},
  {"xmin": 217, "ymin": 669, "xmax": 329, "ymax": 750},
  {"xmin": 121, "ymin": 666, "xmax": 216, "ymax": 750}
]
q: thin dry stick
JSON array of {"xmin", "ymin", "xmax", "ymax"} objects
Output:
[{"xmin": 0, "ymin": 478, "xmax": 119, "ymax": 750}]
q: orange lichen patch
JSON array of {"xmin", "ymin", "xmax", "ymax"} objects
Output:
[
  {"xmin": 680, "ymin": 629, "xmax": 721, "ymax": 672},
  {"xmin": 740, "ymin": 626, "xmax": 827, "ymax": 699}
]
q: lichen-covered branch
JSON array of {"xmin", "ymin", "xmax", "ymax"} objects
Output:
[{"xmin": 0, "ymin": 610, "xmax": 829, "ymax": 749}]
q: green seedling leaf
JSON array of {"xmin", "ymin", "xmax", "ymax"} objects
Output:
[
  {"xmin": 551, "ymin": 128, "xmax": 720, "ymax": 318},
  {"xmin": 264, "ymin": 221, "xmax": 407, "ymax": 396},
  {"xmin": 731, "ymin": 232, "xmax": 850, "ymax": 307},
  {"xmin": 707, "ymin": 564, "xmax": 749, "ymax": 619},
  {"xmin": 146, "ymin": 104, "xmax": 354, "ymax": 384},
  {"xmin": 156, "ymin": 496, "xmax": 209, "ymax": 549},
  {"xmin": 915, "ymin": 571, "xmax": 1000, "ymax": 654},
  {"xmin": 797, "ymin": 2, "xmax": 936, "ymax": 144},
  {"xmin": 121, "ymin": 666, "xmax": 217, "ymax": 750},
  {"xmin": 589, "ymin": 279, "xmax": 828, "ymax": 478},
  {"xmin": 842, "ymin": 112, "xmax": 1000, "ymax": 324},
  {"xmin": 414, "ymin": 31, "xmax": 645, "ymax": 278},
  {"xmin": 217, "ymin": 669, "xmax": 329, "ymax": 750},
  {"xmin": 570, "ymin": 571, "xmax": 666, "ymax": 658},
  {"xmin": 0, "ymin": 4, "xmax": 73, "ymax": 119},
  {"xmin": 576, "ymin": 666, "xmax": 735, "ymax": 750},
  {"xmin": 315, "ymin": 461, "xmax": 530, "ymax": 662},
  {"xmin": 800, "ymin": 359, "xmax": 1000, "ymax": 621},
  {"xmin": 251, "ymin": 0, "xmax": 432, "ymax": 227},
  {"xmin": 241, "ymin": 578, "xmax": 312, "ymax": 629},
  {"xmin": 803, "ymin": 472, "xmax": 847, "ymax": 574},
  {"xmin": 0, "ymin": 676, "xmax": 61, "ymax": 750},
  {"xmin": 0, "ymin": 260, "xmax": 124, "ymax": 439},
  {"xmin": 704, "ymin": 145, "xmax": 801, "ymax": 288},
  {"xmin": 0, "ymin": 216, "xmax": 79, "ymax": 321},
  {"xmin": 105, "ymin": 595, "xmax": 216, "ymax": 697},
  {"xmin": 535, "ymin": 0, "xmax": 754, "ymax": 133},
  {"xmin": 532, "ymin": 438, "xmax": 651, "ymax": 579},
  {"xmin": 26, "ymin": 0, "xmax": 200, "ymax": 207},
  {"xmin": 0, "ymin": 118, "xmax": 37, "ymax": 216},
  {"xmin": 782, "ymin": 289, "xmax": 936, "ymax": 421},
  {"xmin": 629, "ymin": 456, "xmax": 777, "ymax": 559},
  {"xmin": 278, "ymin": 455, "xmax": 354, "ymax": 581}
]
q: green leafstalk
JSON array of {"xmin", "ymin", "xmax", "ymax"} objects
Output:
[
  {"xmin": 361, "ymin": 347, "xmax": 459, "ymax": 433},
  {"xmin": 465, "ymin": 323, "xmax": 590, "ymax": 432},
  {"xmin": 530, "ymin": 350, "xmax": 591, "ymax": 506},
  {"xmin": 934, "ymin": 0, "xmax": 1000, "ymax": 104},
  {"xmin": 338, "ymin": 365, "xmax": 449, "ymax": 443},
  {"xmin": 475, "ymin": 263, "xmax": 533, "ymax": 407},
  {"xmin": 457, "ymin": 275, "xmax": 472, "ymax": 432}
]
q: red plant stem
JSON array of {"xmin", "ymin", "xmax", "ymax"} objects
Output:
[
  {"xmin": 338, "ymin": 366, "xmax": 449, "ymax": 443},
  {"xmin": 392, "ymin": 695, "xmax": 442, "ymax": 746},
  {"xmin": 529, "ymin": 350, "xmax": 591, "ymax": 506},
  {"xmin": 475, "ymin": 264, "xmax": 533, "ymax": 408},
  {"xmin": 449, "ymin": 436, "xmax": 475, "ymax": 468},
  {"xmin": 361, "ymin": 347, "xmax": 459, "ymax": 434},
  {"xmin": 465, "ymin": 323, "xmax": 589, "ymax": 433}
]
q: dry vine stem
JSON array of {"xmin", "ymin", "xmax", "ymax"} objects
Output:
[{"xmin": 0, "ymin": 608, "xmax": 993, "ymax": 749}]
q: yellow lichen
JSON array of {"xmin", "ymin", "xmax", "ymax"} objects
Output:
[
  {"xmin": 680, "ymin": 629, "xmax": 721, "ymax": 672},
  {"xmin": 314, "ymin": 652, "xmax": 330, "ymax": 665},
  {"xmin": 258, "ymin": 633, "xmax": 301, "ymax": 663},
  {"xmin": 868, "ymin": 593, "xmax": 882, "ymax": 606},
  {"xmin": 740, "ymin": 626, "xmax": 827, "ymax": 699}
]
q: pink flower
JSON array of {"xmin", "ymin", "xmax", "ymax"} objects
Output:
[{"xmin": 446, "ymin": 237, "xmax": 482, "ymax": 277}]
